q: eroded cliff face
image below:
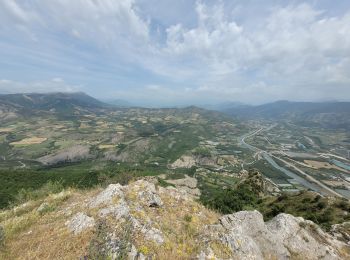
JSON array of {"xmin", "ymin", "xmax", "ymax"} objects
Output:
[{"xmin": 1, "ymin": 180, "xmax": 349, "ymax": 259}]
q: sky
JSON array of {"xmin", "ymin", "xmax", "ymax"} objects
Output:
[{"xmin": 0, "ymin": 0, "xmax": 350, "ymax": 106}]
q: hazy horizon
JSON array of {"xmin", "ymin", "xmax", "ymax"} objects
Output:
[{"xmin": 1, "ymin": 0, "xmax": 350, "ymax": 106}]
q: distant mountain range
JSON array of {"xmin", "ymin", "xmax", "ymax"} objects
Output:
[
  {"xmin": 222, "ymin": 100, "xmax": 350, "ymax": 129},
  {"xmin": 102, "ymin": 98, "xmax": 132, "ymax": 108},
  {"xmin": 0, "ymin": 92, "xmax": 109, "ymax": 121},
  {"xmin": 0, "ymin": 92, "xmax": 106, "ymax": 110},
  {"xmin": 1, "ymin": 93, "xmax": 349, "ymax": 129}
]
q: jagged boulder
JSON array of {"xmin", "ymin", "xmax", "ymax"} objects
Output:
[
  {"xmin": 128, "ymin": 244, "xmax": 146, "ymax": 260},
  {"xmin": 98, "ymin": 199, "xmax": 130, "ymax": 219},
  {"xmin": 205, "ymin": 210, "xmax": 348, "ymax": 259},
  {"xmin": 66, "ymin": 212, "xmax": 95, "ymax": 234},
  {"xmin": 331, "ymin": 222, "xmax": 350, "ymax": 245},
  {"xmin": 143, "ymin": 227, "xmax": 164, "ymax": 245},
  {"xmin": 133, "ymin": 180, "xmax": 163, "ymax": 207},
  {"xmin": 89, "ymin": 184, "xmax": 124, "ymax": 208}
]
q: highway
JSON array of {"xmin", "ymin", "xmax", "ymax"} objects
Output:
[{"xmin": 238, "ymin": 125, "xmax": 343, "ymax": 197}]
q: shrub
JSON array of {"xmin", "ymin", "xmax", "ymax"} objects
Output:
[
  {"xmin": 201, "ymin": 184, "xmax": 258, "ymax": 214},
  {"xmin": 316, "ymin": 201, "xmax": 327, "ymax": 210},
  {"xmin": 193, "ymin": 147, "xmax": 211, "ymax": 157},
  {"xmin": 15, "ymin": 180, "xmax": 64, "ymax": 204},
  {"xmin": 184, "ymin": 214, "xmax": 192, "ymax": 223}
]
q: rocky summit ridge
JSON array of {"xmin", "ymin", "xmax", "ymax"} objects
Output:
[{"xmin": 1, "ymin": 179, "xmax": 349, "ymax": 259}]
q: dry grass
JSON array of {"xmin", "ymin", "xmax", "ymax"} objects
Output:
[
  {"xmin": 0, "ymin": 128, "xmax": 13, "ymax": 133},
  {"xmin": 0, "ymin": 189, "xmax": 99, "ymax": 259},
  {"xmin": 10, "ymin": 137, "xmax": 47, "ymax": 146},
  {"xmin": 304, "ymin": 160, "xmax": 348, "ymax": 172},
  {"xmin": 125, "ymin": 185, "xmax": 220, "ymax": 259},
  {"xmin": 0, "ymin": 182, "xmax": 224, "ymax": 259},
  {"xmin": 98, "ymin": 144, "xmax": 116, "ymax": 149}
]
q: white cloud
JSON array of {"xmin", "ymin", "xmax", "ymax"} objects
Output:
[{"xmin": 0, "ymin": 0, "xmax": 349, "ymax": 103}]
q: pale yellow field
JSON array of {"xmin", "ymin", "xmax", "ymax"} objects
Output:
[
  {"xmin": 11, "ymin": 137, "xmax": 47, "ymax": 146},
  {"xmin": 323, "ymin": 180, "xmax": 348, "ymax": 188},
  {"xmin": 0, "ymin": 127, "xmax": 13, "ymax": 133},
  {"xmin": 98, "ymin": 144, "xmax": 116, "ymax": 149},
  {"xmin": 79, "ymin": 123, "xmax": 90, "ymax": 129},
  {"xmin": 304, "ymin": 160, "xmax": 348, "ymax": 172}
]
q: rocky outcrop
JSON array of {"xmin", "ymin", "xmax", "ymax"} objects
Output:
[
  {"xmin": 170, "ymin": 155, "xmax": 196, "ymax": 168},
  {"xmin": 89, "ymin": 184, "xmax": 124, "ymax": 208},
  {"xmin": 166, "ymin": 175, "xmax": 201, "ymax": 198},
  {"xmin": 98, "ymin": 199, "xmax": 129, "ymax": 219},
  {"xmin": 6, "ymin": 179, "xmax": 348, "ymax": 259},
  {"xmin": 239, "ymin": 169, "xmax": 281, "ymax": 196},
  {"xmin": 133, "ymin": 180, "xmax": 163, "ymax": 207},
  {"xmin": 203, "ymin": 210, "xmax": 348, "ymax": 259},
  {"xmin": 65, "ymin": 181, "xmax": 349, "ymax": 259},
  {"xmin": 66, "ymin": 212, "xmax": 95, "ymax": 234},
  {"xmin": 331, "ymin": 222, "xmax": 350, "ymax": 245}
]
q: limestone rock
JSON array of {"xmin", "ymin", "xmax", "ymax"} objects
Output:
[
  {"xmin": 128, "ymin": 245, "xmax": 146, "ymax": 260},
  {"xmin": 66, "ymin": 212, "xmax": 95, "ymax": 234},
  {"xmin": 144, "ymin": 227, "xmax": 164, "ymax": 244},
  {"xmin": 89, "ymin": 184, "xmax": 124, "ymax": 208},
  {"xmin": 330, "ymin": 222, "xmax": 350, "ymax": 244},
  {"xmin": 134, "ymin": 180, "xmax": 163, "ymax": 207},
  {"xmin": 205, "ymin": 210, "xmax": 348, "ymax": 260},
  {"xmin": 129, "ymin": 215, "xmax": 164, "ymax": 245},
  {"xmin": 99, "ymin": 199, "xmax": 130, "ymax": 219},
  {"xmin": 170, "ymin": 155, "xmax": 196, "ymax": 169}
]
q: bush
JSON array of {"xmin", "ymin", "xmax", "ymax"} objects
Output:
[
  {"xmin": 337, "ymin": 200, "xmax": 350, "ymax": 211},
  {"xmin": 316, "ymin": 201, "xmax": 327, "ymax": 210},
  {"xmin": 15, "ymin": 180, "xmax": 64, "ymax": 204},
  {"xmin": 201, "ymin": 184, "xmax": 258, "ymax": 214},
  {"xmin": 193, "ymin": 147, "xmax": 211, "ymax": 157}
]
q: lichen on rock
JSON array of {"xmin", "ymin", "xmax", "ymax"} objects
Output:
[{"xmin": 66, "ymin": 212, "xmax": 95, "ymax": 234}]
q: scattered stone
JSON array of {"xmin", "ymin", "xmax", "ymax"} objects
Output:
[
  {"xmin": 99, "ymin": 199, "xmax": 130, "ymax": 219},
  {"xmin": 198, "ymin": 247, "xmax": 217, "ymax": 260},
  {"xmin": 128, "ymin": 244, "xmax": 146, "ymax": 260},
  {"xmin": 144, "ymin": 227, "xmax": 164, "ymax": 245},
  {"xmin": 135, "ymin": 181, "xmax": 163, "ymax": 207},
  {"xmin": 66, "ymin": 212, "xmax": 95, "ymax": 234},
  {"xmin": 37, "ymin": 202, "xmax": 50, "ymax": 213},
  {"xmin": 89, "ymin": 184, "xmax": 124, "ymax": 208}
]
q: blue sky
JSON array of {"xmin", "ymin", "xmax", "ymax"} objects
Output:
[{"xmin": 0, "ymin": 0, "xmax": 350, "ymax": 106}]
